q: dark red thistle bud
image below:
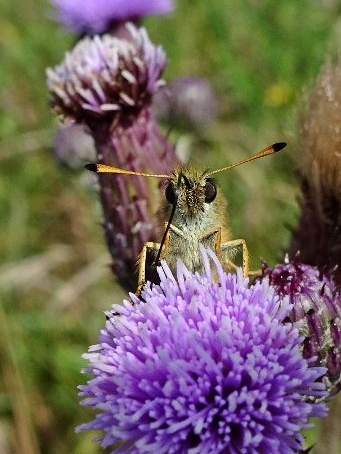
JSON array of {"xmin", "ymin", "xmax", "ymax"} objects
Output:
[{"xmin": 260, "ymin": 254, "xmax": 341, "ymax": 398}]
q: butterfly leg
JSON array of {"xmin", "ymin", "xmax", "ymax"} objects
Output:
[
  {"xmin": 136, "ymin": 224, "xmax": 172, "ymax": 296},
  {"xmin": 220, "ymin": 238, "xmax": 250, "ymax": 277},
  {"xmin": 136, "ymin": 241, "xmax": 160, "ymax": 297}
]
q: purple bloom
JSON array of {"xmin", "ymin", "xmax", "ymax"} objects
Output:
[
  {"xmin": 47, "ymin": 25, "xmax": 178, "ymax": 291},
  {"xmin": 78, "ymin": 249, "xmax": 327, "ymax": 453},
  {"xmin": 53, "ymin": 123, "xmax": 96, "ymax": 168},
  {"xmin": 46, "ymin": 24, "xmax": 166, "ymax": 123},
  {"xmin": 153, "ymin": 76, "xmax": 217, "ymax": 130},
  {"xmin": 51, "ymin": 0, "xmax": 174, "ymax": 34},
  {"xmin": 261, "ymin": 255, "xmax": 341, "ymax": 398}
]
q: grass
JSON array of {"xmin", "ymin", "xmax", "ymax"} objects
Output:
[{"xmin": 1, "ymin": 0, "xmax": 341, "ymax": 452}]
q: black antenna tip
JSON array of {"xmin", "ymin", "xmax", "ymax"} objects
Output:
[
  {"xmin": 84, "ymin": 163, "xmax": 98, "ymax": 172},
  {"xmin": 273, "ymin": 142, "xmax": 287, "ymax": 152}
]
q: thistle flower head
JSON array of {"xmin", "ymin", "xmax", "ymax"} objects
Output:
[
  {"xmin": 51, "ymin": 0, "xmax": 174, "ymax": 34},
  {"xmin": 261, "ymin": 255, "xmax": 341, "ymax": 398},
  {"xmin": 53, "ymin": 123, "xmax": 96, "ymax": 168},
  {"xmin": 153, "ymin": 76, "xmax": 217, "ymax": 130},
  {"xmin": 47, "ymin": 23, "xmax": 177, "ymax": 291},
  {"xmin": 46, "ymin": 24, "xmax": 166, "ymax": 124},
  {"xmin": 78, "ymin": 249, "xmax": 327, "ymax": 453}
]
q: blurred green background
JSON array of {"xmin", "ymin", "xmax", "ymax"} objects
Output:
[{"xmin": 1, "ymin": 0, "xmax": 341, "ymax": 453}]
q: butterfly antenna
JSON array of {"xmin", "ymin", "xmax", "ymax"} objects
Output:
[
  {"xmin": 207, "ymin": 142, "xmax": 287, "ymax": 176},
  {"xmin": 84, "ymin": 163, "xmax": 168, "ymax": 179}
]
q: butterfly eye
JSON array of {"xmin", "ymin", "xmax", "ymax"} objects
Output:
[
  {"xmin": 165, "ymin": 182, "xmax": 176, "ymax": 205},
  {"xmin": 204, "ymin": 179, "xmax": 217, "ymax": 203}
]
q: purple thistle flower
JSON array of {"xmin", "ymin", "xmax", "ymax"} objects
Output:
[
  {"xmin": 153, "ymin": 76, "xmax": 217, "ymax": 130},
  {"xmin": 77, "ymin": 249, "xmax": 327, "ymax": 453},
  {"xmin": 51, "ymin": 0, "xmax": 174, "ymax": 35},
  {"xmin": 47, "ymin": 24, "xmax": 166, "ymax": 123},
  {"xmin": 53, "ymin": 123, "xmax": 96, "ymax": 168},
  {"xmin": 261, "ymin": 255, "xmax": 341, "ymax": 398},
  {"xmin": 47, "ymin": 24, "xmax": 178, "ymax": 291}
]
